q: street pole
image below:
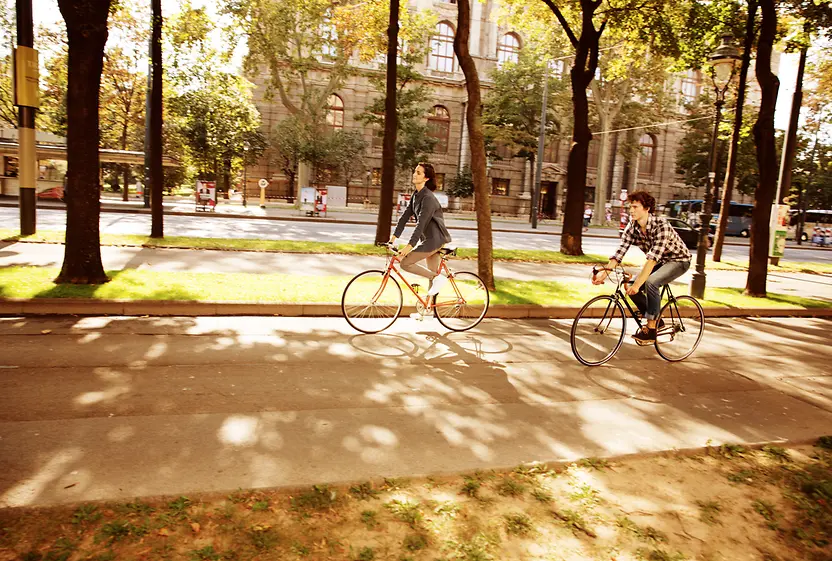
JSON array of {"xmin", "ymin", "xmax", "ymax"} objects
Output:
[
  {"xmin": 531, "ymin": 66, "xmax": 548, "ymax": 229},
  {"xmin": 15, "ymin": 0, "xmax": 37, "ymax": 235},
  {"xmin": 242, "ymin": 149, "xmax": 247, "ymax": 208},
  {"xmin": 770, "ymin": 41, "xmax": 807, "ymax": 265},
  {"xmin": 690, "ymin": 94, "xmax": 724, "ymax": 300}
]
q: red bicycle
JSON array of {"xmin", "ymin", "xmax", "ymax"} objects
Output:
[{"xmin": 341, "ymin": 243, "xmax": 490, "ymax": 334}]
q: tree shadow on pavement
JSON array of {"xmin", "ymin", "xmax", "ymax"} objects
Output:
[{"xmin": 1, "ymin": 315, "xmax": 831, "ymax": 510}]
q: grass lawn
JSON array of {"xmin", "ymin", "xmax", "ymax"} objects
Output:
[
  {"xmin": 0, "ymin": 266, "xmax": 828, "ymax": 310},
  {"xmin": 1, "ymin": 443, "xmax": 830, "ymax": 561},
  {"xmin": 3, "ymin": 228, "xmax": 832, "ymax": 274}
]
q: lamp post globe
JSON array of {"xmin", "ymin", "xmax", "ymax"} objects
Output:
[{"xmin": 690, "ymin": 34, "xmax": 742, "ymax": 300}]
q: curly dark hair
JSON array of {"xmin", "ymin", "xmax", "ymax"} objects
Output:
[
  {"xmin": 627, "ymin": 190, "xmax": 656, "ymax": 214},
  {"xmin": 418, "ymin": 162, "xmax": 437, "ymax": 191}
]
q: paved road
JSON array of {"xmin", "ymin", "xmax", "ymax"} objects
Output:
[
  {"xmin": 3, "ymin": 207, "xmax": 831, "ymax": 264},
  {"xmin": 3, "ymin": 242, "xmax": 831, "ymax": 302},
  {"xmin": 1, "ymin": 315, "xmax": 831, "ymax": 508}
]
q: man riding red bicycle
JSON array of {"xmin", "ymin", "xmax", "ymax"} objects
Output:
[{"xmin": 592, "ymin": 191, "xmax": 692, "ymax": 345}]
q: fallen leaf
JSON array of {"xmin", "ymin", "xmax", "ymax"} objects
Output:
[
  {"xmin": 158, "ymin": 528, "xmax": 170, "ymax": 537},
  {"xmin": 190, "ymin": 522, "xmax": 200, "ymax": 534},
  {"xmin": 41, "ymin": 330, "xmax": 52, "ymax": 334}
]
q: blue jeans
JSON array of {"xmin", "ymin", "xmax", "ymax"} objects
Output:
[{"xmin": 629, "ymin": 261, "xmax": 691, "ymax": 321}]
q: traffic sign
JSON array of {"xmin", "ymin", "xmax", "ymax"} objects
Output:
[{"xmin": 258, "ymin": 178, "xmax": 269, "ymax": 189}]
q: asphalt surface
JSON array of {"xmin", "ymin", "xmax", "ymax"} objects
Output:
[
  {"xmin": 1, "ymin": 315, "xmax": 831, "ymax": 508},
  {"xmin": 2, "ymin": 206, "xmax": 831, "ymax": 264}
]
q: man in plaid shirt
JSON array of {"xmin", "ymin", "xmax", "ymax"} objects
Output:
[{"xmin": 592, "ymin": 191, "xmax": 691, "ymax": 345}]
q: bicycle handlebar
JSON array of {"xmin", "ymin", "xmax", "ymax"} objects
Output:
[
  {"xmin": 377, "ymin": 241, "xmax": 400, "ymax": 254},
  {"xmin": 592, "ymin": 265, "xmax": 632, "ymax": 284}
]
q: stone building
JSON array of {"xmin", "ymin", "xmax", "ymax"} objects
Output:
[{"xmin": 246, "ymin": 0, "xmax": 758, "ymax": 217}]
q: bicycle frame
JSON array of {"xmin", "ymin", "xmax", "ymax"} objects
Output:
[
  {"xmin": 604, "ymin": 270, "xmax": 681, "ymax": 335},
  {"xmin": 373, "ymin": 251, "xmax": 465, "ymax": 312}
]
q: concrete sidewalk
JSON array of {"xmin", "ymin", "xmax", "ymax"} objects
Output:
[{"xmin": 1, "ymin": 315, "xmax": 831, "ymax": 508}]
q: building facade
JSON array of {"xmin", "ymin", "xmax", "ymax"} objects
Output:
[{"xmin": 246, "ymin": 0, "xmax": 758, "ymax": 218}]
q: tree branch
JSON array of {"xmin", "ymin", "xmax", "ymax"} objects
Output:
[{"xmin": 541, "ymin": 0, "xmax": 578, "ymax": 48}]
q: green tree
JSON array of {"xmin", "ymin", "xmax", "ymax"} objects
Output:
[
  {"xmin": 269, "ymin": 116, "xmax": 308, "ymax": 200},
  {"xmin": 170, "ymin": 75, "xmax": 266, "ymax": 195},
  {"xmin": 36, "ymin": 26, "xmax": 69, "ymax": 136},
  {"xmin": 0, "ymin": 1, "xmax": 15, "ymax": 127},
  {"xmin": 325, "ymin": 129, "xmax": 368, "ymax": 192},
  {"xmin": 482, "ymin": 50, "xmax": 568, "ymax": 182},
  {"xmin": 446, "ymin": 166, "xmax": 475, "ymax": 201},
  {"xmin": 55, "ymin": 0, "xmax": 112, "ymax": 284},
  {"xmin": 100, "ymin": 0, "xmax": 148, "ymax": 201},
  {"xmin": 676, "ymin": 99, "xmax": 761, "ymax": 196},
  {"xmin": 357, "ymin": 63, "xmax": 438, "ymax": 183}
]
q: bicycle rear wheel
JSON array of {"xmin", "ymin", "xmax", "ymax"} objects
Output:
[
  {"xmin": 655, "ymin": 295, "xmax": 704, "ymax": 362},
  {"xmin": 433, "ymin": 271, "xmax": 489, "ymax": 331},
  {"xmin": 341, "ymin": 270, "xmax": 403, "ymax": 334},
  {"xmin": 570, "ymin": 296, "xmax": 626, "ymax": 366}
]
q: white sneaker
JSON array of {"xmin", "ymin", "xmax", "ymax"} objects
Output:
[
  {"xmin": 409, "ymin": 312, "xmax": 425, "ymax": 321},
  {"xmin": 428, "ymin": 274, "xmax": 448, "ymax": 296}
]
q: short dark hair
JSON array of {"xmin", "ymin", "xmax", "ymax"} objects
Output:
[
  {"xmin": 627, "ymin": 190, "xmax": 656, "ymax": 214},
  {"xmin": 419, "ymin": 162, "xmax": 437, "ymax": 191}
]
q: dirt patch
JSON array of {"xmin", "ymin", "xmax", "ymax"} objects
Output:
[{"xmin": 1, "ymin": 442, "xmax": 830, "ymax": 561}]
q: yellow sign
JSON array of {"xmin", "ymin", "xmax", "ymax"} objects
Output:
[{"xmin": 14, "ymin": 46, "xmax": 40, "ymax": 108}]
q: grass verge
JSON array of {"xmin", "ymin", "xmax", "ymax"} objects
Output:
[
  {"xmin": 0, "ymin": 266, "xmax": 828, "ymax": 309},
  {"xmin": 0, "ymin": 229, "xmax": 605, "ymax": 264},
  {"xmin": 1, "ymin": 442, "xmax": 830, "ymax": 561},
  {"xmin": 4, "ymin": 228, "xmax": 831, "ymax": 273}
]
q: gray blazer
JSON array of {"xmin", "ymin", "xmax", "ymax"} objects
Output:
[{"xmin": 394, "ymin": 188, "xmax": 452, "ymax": 253}]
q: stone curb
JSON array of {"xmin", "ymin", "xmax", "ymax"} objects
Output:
[{"xmin": 1, "ymin": 298, "xmax": 830, "ymax": 318}]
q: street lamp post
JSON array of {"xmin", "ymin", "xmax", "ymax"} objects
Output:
[{"xmin": 690, "ymin": 35, "xmax": 741, "ymax": 300}]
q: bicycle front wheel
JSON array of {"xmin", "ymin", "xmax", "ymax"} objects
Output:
[
  {"xmin": 655, "ymin": 295, "xmax": 705, "ymax": 362},
  {"xmin": 433, "ymin": 271, "xmax": 489, "ymax": 331},
  {"xmin": 341, "ymin": 270, "xmax": 403, "ymax": 334},
  {"xmin": 570, "ymin": 296, "xmax": 626, "ymax": 366}
]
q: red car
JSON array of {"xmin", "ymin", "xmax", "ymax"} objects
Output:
[{"xmin": 37, "ymin": 186, "xmax": 65, "ymax": 201}]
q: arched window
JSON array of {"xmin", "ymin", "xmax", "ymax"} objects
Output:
[
  {"xmin": 429, "ymin": 22, "xmax": 455, "ymax": 73},
  {"xmin": 497, "ymin": 33, "xmax": 521, "ymax": 66},
  {"xmin": 639, "ymin": 134, "xmax": 657, "ymax": 175},
  {"xmin": 326, "ymin": 94, "xmax": 344, "ymax": 129},
  {"xmin": 427, "ymin": 105, "xmax": 451, "ymax": 153}
]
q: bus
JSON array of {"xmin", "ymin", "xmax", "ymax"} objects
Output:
[
  {"xmin": 664, "ymin": 199, "xmax": 754, "ymax": 237},
  {"xmin": 789, "ymin": 209, "xmax": 832, "ymax": 242}
]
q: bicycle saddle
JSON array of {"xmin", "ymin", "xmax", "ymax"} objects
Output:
[{"xmin": 439, "ymin": 247, "xmax": 457, "ymax": 256}]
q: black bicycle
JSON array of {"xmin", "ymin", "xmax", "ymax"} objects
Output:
[{"xmin": 570, "ymin": 265, "xmax": 705, "ymax": 366}]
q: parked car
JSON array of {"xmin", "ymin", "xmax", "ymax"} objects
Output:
[
  {"xmin": 666, "ymin": 217, "xmax": 713, "ymax": 250},
  {"xmin": 36, "ymin": 186, "xmax": 64, "ymax": 201}
]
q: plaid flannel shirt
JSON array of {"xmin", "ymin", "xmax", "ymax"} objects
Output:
[{"xmin": 612, "ymin": 214, "xmax": 691, "ymax": 265}]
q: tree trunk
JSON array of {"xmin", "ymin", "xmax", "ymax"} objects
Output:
[
  {"xmin": 593, "ymin": 120, "xmax": 613, "ymax": 226},
  {"xmin": 374, "ymin": 0, "xmax": 399, "ymax": 244},
  {"xmin": 455, "ymin": 0, "xmax": 494, "ymax": 289},
  {"xmin": 55, "ymin": 0, "xmax": 111, "ymax": 285},
  {"xmin": 746, "ymin": 0, "xmax": 779, "ymax": 297},
  {"xmin": 543, "ymin": 0, "xmax": 603, "ymax": 255},
  {"xmin": 122, "ymin": 165, "xmax": 130, "ymax": 201},
  {"xmin": 149, "ymin": 0, "xmax": 164, "ymax": 238},
  {"xmin": 713, "ymin": 0, "xmax": 757, "ymax": 262}
]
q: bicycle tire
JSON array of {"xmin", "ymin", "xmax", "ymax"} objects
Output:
[
  {"xmin": 341, "ymin": 270, "xmax": 403, "ymax": 334},
  {"xmin": 654, "ymin": 295, "xmax": 705, "ymax": 362},
  {"xmin": 433, "ymin": 271, "xmax": 489, "ymax": 331},
  {"xmin": 570, "ymin": 295, "xmax": 626, "ymax": 366}
]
